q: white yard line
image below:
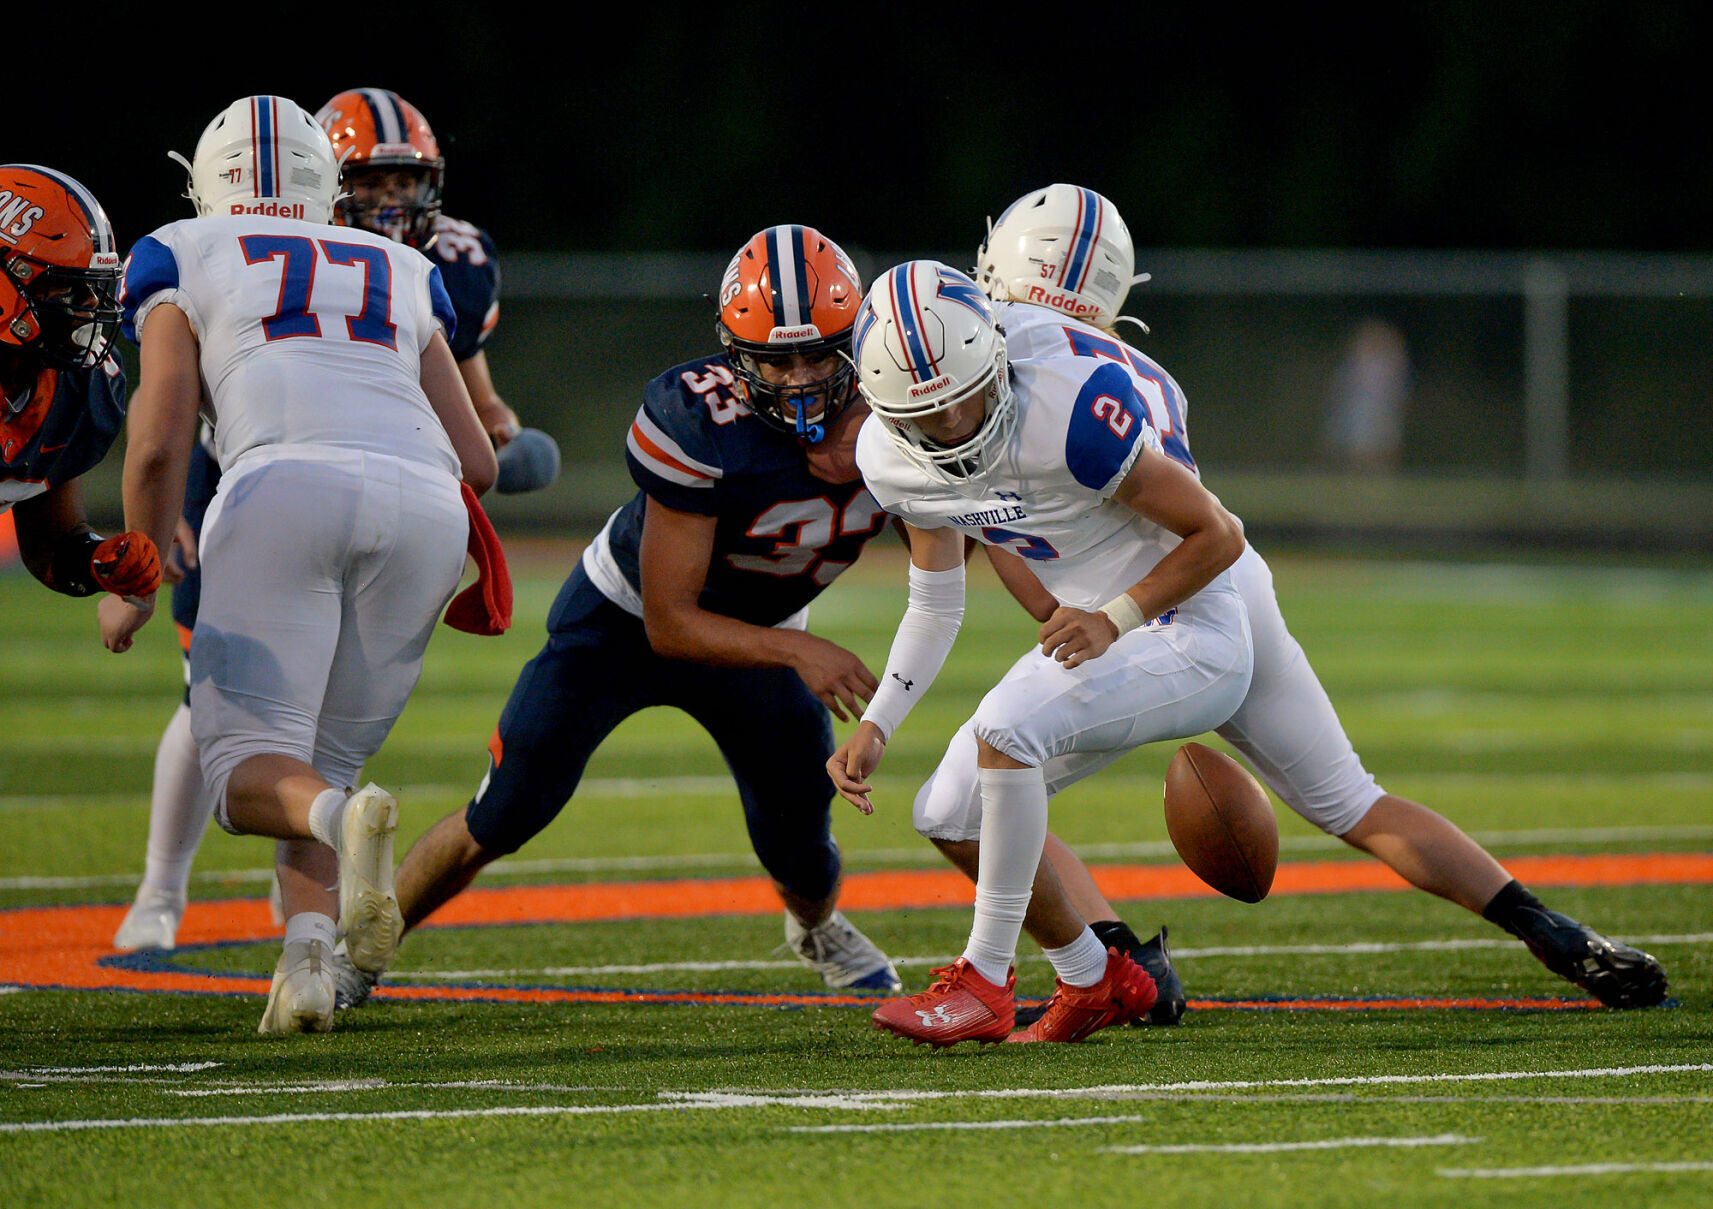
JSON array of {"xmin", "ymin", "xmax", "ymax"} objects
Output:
[
  {"xmin": 382, "ymin": 932, "xmax": 1713, "ymax": 981},
  {"xmin": 3, "ymin": 1064, "xmax": 1706, "ymax": 1134},
  {"xmin": 1104, "ymin": 1133, "xmax": 1477, "ymax": 1155},
  {"xmin": 1440, "ymin": 1162, "xmax": 1713, "ymax": 1179},
  {"xmin": 5, "ymin": 818, "xmax": 1712, "ymax": 888},
  {"xmin": 791, "ymin": 1115, "xmax": 1151, "ymax": 1134},
  {"xmin": 0, "ymin": 1102, "xmax": 708, "ymax": 1134},
  {"xmin": 26, "ymin": 1062, "xmax": 222, "ymax": 1074},
  {"xmin": 165, "ymin": 1079, "xmax": 613, "ymax": 1098}
]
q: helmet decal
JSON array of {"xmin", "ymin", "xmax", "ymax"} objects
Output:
[
  {"xmin": 1058, "ymin": 187, "xmax": 1104, "ymax": 292},
  {"xmin": 764, "ymin": 224, "xmax": 812, "ymax": 331}
]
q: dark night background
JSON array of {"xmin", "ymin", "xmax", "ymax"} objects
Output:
[
  {"xmin": 22, "ymin": 5, "xmax": 1713, "ymax": 257},
  {"xmin": 15, "ymin": 3, "xmax": 1713, "ymax": 537}
]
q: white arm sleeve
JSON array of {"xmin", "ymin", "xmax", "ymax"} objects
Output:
[{"xmin": 860, "ymin": 562, "xmax": 965, "ymax": 742}]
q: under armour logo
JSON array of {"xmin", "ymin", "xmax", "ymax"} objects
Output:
[
  {"xmin": 993, "ymin": 490, "xmax": 1023, "ymax": 501},
  {"xmin": 891, "ymin": 673, "xmax": 914, "ymax": 691},
  {"xmin": 915, "ymin": 1005, "xmax": 953, "ymax": 1026}
]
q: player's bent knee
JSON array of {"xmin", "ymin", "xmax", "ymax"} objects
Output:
[{"xmin": 969, "ymin": 716, "xmax": 1047, "ymax": 769}]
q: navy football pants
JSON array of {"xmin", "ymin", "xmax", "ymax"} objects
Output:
[{"xmin": 464, "ymin": 567, "xmax": 843, "ymax": 902}]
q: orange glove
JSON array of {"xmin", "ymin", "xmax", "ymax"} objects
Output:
[{"xmin": 91, "ymin": 531, "xmax": 163, "ymax": 598}]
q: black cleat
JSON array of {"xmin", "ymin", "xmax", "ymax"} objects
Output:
[
  {"xmin": 1132, "ymin": 927, "xmax": 1187, "ymax": 1026},
  {"xmin": 1014, "ymin": 925, "xmax": 1188, "ymax": 1028},
  {"xmin": 1514, "ymin": 907, "xmax": 1669, "ymax": 1009}
]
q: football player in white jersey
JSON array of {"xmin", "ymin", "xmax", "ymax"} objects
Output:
[
  {"xmin": 944, "ymin": 182, "xmax": 1667, "ymax": 1014},
  {"xmin": 112, "ymin": 86, "xmax": 558, "ymax": 956},
  {"xmin": 100, "ymin": 95, "xmax": 500, "ymax": 1035},
  {"xmin": 827, "ymin": 259, "xmax": 1254, "ymax": 1046}
]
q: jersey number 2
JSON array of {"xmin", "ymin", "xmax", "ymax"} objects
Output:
[{"xmin": 240, "ymin": 235, "xmax": 398, "ymax": 350}]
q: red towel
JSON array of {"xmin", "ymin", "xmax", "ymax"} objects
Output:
[{"xmin": 443, "ymin": 482, "xmax": 513, "ymax": 635}]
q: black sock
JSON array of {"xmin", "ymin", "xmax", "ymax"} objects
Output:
[
  {"xmin": 1481, "ymin": 879, "xmax": 1549, "ymax": 938},
  {"xmin": 1090, "ymin": 919, "xmax": 1144, "ymax": 955}
]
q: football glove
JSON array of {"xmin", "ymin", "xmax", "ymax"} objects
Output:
[
  {"xmin": 91, "ymin": 531, "xmax": 163, "ymax": 598},
  {"xmin": 494, "ymin": 427, "xmax": 561, "ymax": 494}
]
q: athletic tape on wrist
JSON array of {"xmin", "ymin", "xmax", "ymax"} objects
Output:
[{"xmin": 1100, "ymin": 591, "xmax": 1148, "ymax": 637}]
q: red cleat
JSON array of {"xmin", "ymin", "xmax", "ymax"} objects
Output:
[
  {"xmin": 1006, "ymin": 948, "xmax": 1157, "ymax": 1044},
  {"xmin": 871, "ymin": 958, "xmax": 1015, "ymax": 1047}
]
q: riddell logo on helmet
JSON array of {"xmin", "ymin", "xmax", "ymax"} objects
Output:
[
  {"xmin": 1025, "ymin": 285, "xmax": 1099, "ymax": 316},
  {"xmin": 227, "ymin": 200, "xmax": 307, "ymax": 219},
  {"xmin": 768, "ymin": 325, "xmax": 820, "ymax": 342},
  {"xmin": 908, "ymin": 375, "xmax": 954, "ymax": 400}
]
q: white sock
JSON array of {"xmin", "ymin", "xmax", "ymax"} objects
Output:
[
  {"xmin": 306, "ymin": 788, "xmax": 348, "ymax": 849},
  {"xmin": 139, "ymin": 703, "xmax": 211, "ymax": 899},
  {"xmin": 962, "ymin": 765, "xmax": 1048, "ymax": 985},
  {"xmin": 1045, "ymin": 927, "xmax": 1110, "ymax": 988},
  {"xmin": 282, "ymin": 911, "xmax": 338, "ymax": 951}
]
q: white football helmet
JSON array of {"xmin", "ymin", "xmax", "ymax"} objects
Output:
[
  {"xmin": 974, "ymin": 183, "xmax": 1148, "ymax": 329},
  {"xmin": 169, "ymin": 95, "xmax": 341, "ymax": 224},
  {"xmin": 852, "ymin": 260, "xmax": 1015, "ymax": 484}
]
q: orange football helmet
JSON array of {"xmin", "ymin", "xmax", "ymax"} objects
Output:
[
  {"xmin": 715, "ymin": 225, "xmax": 862, "ymax": 443},
  {"xmin": 0, "ymin": 164, "xmax": 121, "ymax": 372},
  {"xmin": 315, "ymin": 88, "xmax": 444, "ymax": 247}
]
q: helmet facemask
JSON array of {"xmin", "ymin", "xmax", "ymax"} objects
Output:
[
  {"xmin": 334, "ymin": 162, "xmax": 443, "ymax": 248},
  {"xmin": 721, "ymin": 328, "xmax": 856, "ymax": 444},
  {"xmin": 865, "ymin": 341, "xmax": 1015, "ymax": 486},
  {"xmin": 2, "ymin": 252, "xmax": 121, "ymax": 370}
]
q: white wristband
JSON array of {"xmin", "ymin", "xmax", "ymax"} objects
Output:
[{"xmin": 1100, "ymin": 591, "xmax": 1148, "ymax": 637}]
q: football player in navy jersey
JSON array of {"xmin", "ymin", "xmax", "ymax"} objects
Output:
[
  {"xmin": 332, "ymin": 225, "xmax": 904, "ymax": 1008},
  {"xmin": 0, "ymin": 164, "xmax": 160, "ymax": 608},
  {"xmin": 112, "ymin": 88, "xmax": 558, "ymax": 952}
]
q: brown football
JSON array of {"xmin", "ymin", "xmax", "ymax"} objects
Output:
[{"xmin": 1163, "ymin": 742, "xmax": 1278, "ymax": 902}]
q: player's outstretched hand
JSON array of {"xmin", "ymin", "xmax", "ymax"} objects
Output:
[
  {"xmin": 788, "ymin": 633, "xmax": 879, "ymax": 722},
  {"xmin": 99, "ymin": 592, "xmax": 155, "ymax": 654},
  {"xmin": 91, "ymin": 531, "xmax": 162, "ymax": 599},
  {"xmin": 828, "ymin": 722, "xmax": 887, "ymax": 815},
  {"xmin": 1039, "ymin": 605, "xmax": 1120, "ymax": 669}
]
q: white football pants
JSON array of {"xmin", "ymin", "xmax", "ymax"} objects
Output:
[
  {"xmin": 189, "ymin": 449, "xmax": 467, "ymax": 829},
  {"xmin": 913, "ymin": 546, "xmax": 1384, "ymax": 839}
]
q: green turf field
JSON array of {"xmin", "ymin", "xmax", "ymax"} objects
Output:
[{"xmin": 3, "ymin": 544, "xmax": 1710, "ymax": 1209}]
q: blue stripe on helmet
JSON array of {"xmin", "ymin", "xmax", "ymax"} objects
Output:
[
  {"xmin": 360, "ymin": 88, "xmax": 408, "ymax": 144},
  {"xmin": 891, "ymin": 264, "xmax": 935, "ymax": 382},
  {"xmin": 788, "ymin": 226, "xmax": 810, "ymax": 326},
  {"xmin": 1059, "ymin": 187, "xmax": 1099, "ymax": 292},
  {"xmin": 763, "ymin": 225, "xmax": 811, "ymax": 326},
  {"xmin": 253, "ymin": 96, "xmax": 275, "ymax": 197}
]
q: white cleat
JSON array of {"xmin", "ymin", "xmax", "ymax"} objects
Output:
[
  {"xmin": 257, "ymin": 939, "xmax": 336, "ymax": 1035},
  {"xmin": 337, "ymin": 783, "xmax": 403, "ymax": 975},
  {"xmin": 331, "ymin": 937, "xmax": 380, "ymax": 1011},
  {"xmin": 113, "ymin": 888, "xmax": 186, "ymax": 952},
  {"xmin": 784, "ymin": 909, "xmax": 903, "ymax": 992}
]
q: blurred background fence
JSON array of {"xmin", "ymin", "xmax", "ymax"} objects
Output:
[{"xmin": 80, "ymin": 246, "xmax": 1713, "ymax": 556}]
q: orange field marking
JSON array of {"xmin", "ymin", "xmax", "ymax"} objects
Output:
[{"xmin": 2, "ymin": 851, "xmax": 1706, "ymax": 1009}]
